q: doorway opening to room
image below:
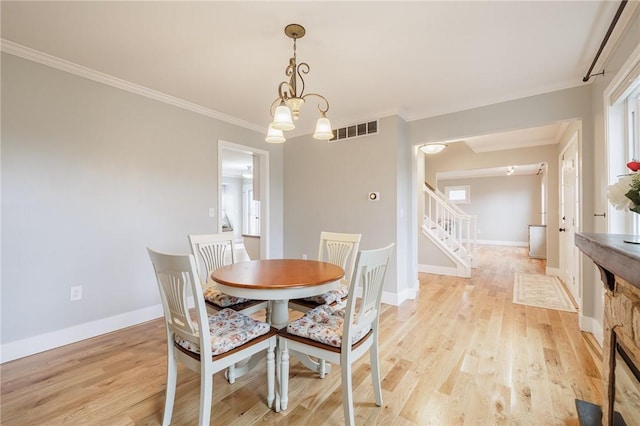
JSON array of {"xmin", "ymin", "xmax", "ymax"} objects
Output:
[
  {"xmin": 416, "ymin": 121, "xmax": 581, "ymax": 298},
  {"xmin": 218, "ymin": 140, "xmax": 270, "ymax": 260}
]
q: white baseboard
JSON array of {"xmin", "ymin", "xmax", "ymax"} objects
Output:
[
  {"xmin": 579, "ymin": 314, "xmax": 604, "ymax": 347},
  {"xmin": 418, "ymin": 264, "xmax": 461, "ymax": 277},
  {"xmin": 546, "ymin": 267, "xmax": 561, "ymax": 276},
  {"xmin": 1, "ymin": 303, "xmax": 164, "ymax": 363},
  {"xmin": 382, "ymin": 287, "xmax": 415, "ymax": 306},
  {"xmin": 477, "ymin": 239, "xmax": 528, "ymax": 247}
]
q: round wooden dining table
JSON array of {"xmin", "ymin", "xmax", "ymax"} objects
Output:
[
  {"xmin": 211, "ymin": 258, "xmax": 344, "ymax": 329},
  {"xmin": 212, "ymin": 258, "xmax": 344, "ymax": 412}
]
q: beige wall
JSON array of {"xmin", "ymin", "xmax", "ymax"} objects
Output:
[
  {"xmin": 283, "ymin": 116, "xmax": 414, "ymax": 302},
  {"xmin": 1, "ymin": 53, "xmax": 284, "ymax": 348},
  {"xmin": 417, "ymin": 232, "xmax": 456, "ymax": 268},
  {"xmin": 438, "ymin": 174, "xmax": 541, "ymax": 244}
]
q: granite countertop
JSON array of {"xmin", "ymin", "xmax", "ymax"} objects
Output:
[{"xmin": 575, "ymin": 233, "xmax": 640, "ymax": 287}]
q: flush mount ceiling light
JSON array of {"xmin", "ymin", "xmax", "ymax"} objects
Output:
[
  {"xmin": 420, "ymin": 143, "xmax": 447, "ymax": 155},
  {"xmin": 242, "ymin": 166, "xmax": 253, "ymax": 179},
  {"xmin": 265, "ymin": 24, "xmax": 333, "ymax": 144}
]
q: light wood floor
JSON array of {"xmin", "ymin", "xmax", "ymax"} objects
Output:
[{"xmin": 1, "ymin": 246, "xmax": 603, "ymax": 425}]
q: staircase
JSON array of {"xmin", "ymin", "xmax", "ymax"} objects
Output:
[{"xmin": 421, "ymin": 183, "xmax": 478, "ymax": 277}]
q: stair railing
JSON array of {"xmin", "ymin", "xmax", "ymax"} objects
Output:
[{"xmin": 423, "ymin": 183, "xmax": 477, "ymax": 262}]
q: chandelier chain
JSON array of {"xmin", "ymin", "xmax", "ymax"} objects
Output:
[{"xmin": 293, "ymin": 36, "xmax": 297, "ymax": 60}]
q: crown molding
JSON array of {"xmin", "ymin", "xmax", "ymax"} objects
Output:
[{"xmin": 0, "ymin": 39, "xmax": 264, "ymax": 133}]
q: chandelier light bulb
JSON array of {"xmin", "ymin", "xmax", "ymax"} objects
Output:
[
  {"xmin": 265, "ymin": 124, "xmax": 286, "ymax": 143},
  {"xmin": 272, "ymin": 104, "xmax": 295, "ymax": 131},
  {"xmin": 313, "ymin": 116, "xmax": 334, "ymax": 140}
]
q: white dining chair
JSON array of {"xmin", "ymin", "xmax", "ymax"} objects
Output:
[
  {"xmin": 188, "ymin": 233, "xmax": 269, "ymax": 318},
  {"xmin": 288, "ymin": 231, "xmax": 361, "ymax": 313},
  {"xmin": 147, "ymin": 248, "xmax": 277, "ymax": 426},
  {"xmin": 189, "ymin": 233, "xmax": 272, "ymax": 383},
  {"xmin": 278, "ymin": 243, "xmax": 394, "ymax": 426}
]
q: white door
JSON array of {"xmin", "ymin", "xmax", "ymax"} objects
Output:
[
  {"xmin": 242, "ymin": 184, "xmax": 260, "ymax": 235},
  {"xmin": 559, "ymin": 134, "xmax": 580, "ymax": 305}
]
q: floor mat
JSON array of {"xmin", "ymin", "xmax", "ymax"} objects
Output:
[{"xmin": 512, "ymin": 273, "xmax": 577, "ymax": 312}]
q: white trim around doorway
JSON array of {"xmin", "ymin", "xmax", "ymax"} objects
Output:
[{"xmin": 218, "ymin": 140, "xmax": 270, "ymax": 259}]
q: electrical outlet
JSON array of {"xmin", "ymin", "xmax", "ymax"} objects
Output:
[{"xmin": 70, "ymin": 285, "xmax": 82, "ymax": 301}]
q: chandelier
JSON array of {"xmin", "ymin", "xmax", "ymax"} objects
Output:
[{"xmin": 265, "ymin": 24, "xmax": 333, "ymax": 143}]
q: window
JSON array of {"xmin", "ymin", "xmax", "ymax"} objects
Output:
[
  {"xmin": 445, "ymin": 185, "xmax": 470, "ymax": 204},
  {"xmin": 608, "ymin": 62, "xmax": 640, "ymax": 235}
]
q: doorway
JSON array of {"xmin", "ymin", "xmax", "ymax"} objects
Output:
[{"xmin": 218, "ymin": 140, "xmax": 270, "ymax": 259}]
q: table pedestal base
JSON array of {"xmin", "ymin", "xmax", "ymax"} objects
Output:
[{"xmin": 270, "ymin": 300, "xmax": 290, "ymax": 330}]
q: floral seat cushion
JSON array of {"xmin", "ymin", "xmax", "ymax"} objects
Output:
[
  {"xmin": 175, "ymin": 308, "xmax": 271, "ymax": 356},
  {"xmin": 203, "ymin": 285, "xmax": 250, "ymax": 307},
  {"xmin": 286, "ymin": 303, "xmax": 370, "ymax": 348},
  {"xmin": 301, "ymin": 285, "xmax": 349, "ymax": 305}
]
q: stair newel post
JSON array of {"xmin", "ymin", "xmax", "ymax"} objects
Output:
[{"xmin": 465, "ymin": 217, "xmax": 471, "ymax": 255}]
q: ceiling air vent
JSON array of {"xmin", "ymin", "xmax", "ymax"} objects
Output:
[{"xmin": 329, "ymin": 120, "xmax": 378, "ymax": 142}]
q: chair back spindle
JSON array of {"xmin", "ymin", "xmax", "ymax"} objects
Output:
[
  {"xmin": 317, "ymin": 232, "xmax": 361, "ymax": 286},
  {"xmin": 188, "ymin": 233, "xmax": 236, "ymax": 285}
]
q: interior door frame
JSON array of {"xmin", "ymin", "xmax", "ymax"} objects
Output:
[
  {"xmin": 218, "ymin": 140, "xmax": 270, "ymax": 259},
  {"xmin": 558, "ymin": 130, "xmax": 581, "ymax": 307}
]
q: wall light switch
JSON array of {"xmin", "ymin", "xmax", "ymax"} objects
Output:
[{"xmin": 209, "ymin": 208, "xmax": 216, "ymax": 218}]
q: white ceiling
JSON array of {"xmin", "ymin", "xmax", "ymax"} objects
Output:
[
  {"xmin": 0, "ymin": 1, "xmax": 625, "ymax": 143},
  {"xmin": 461, "ymin": 122, "xmax": 570, "ymax": 153},
  {"xmin": 432, "ymin": 121, "xmax": 563, "ymax": 179},
  {"xmin": 222, "ymin": 149, "xmax": 254, "ymax": 179},
  {"xmin": 437, "ymin": 162, "xmax": 546, "ymax": 180}
]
